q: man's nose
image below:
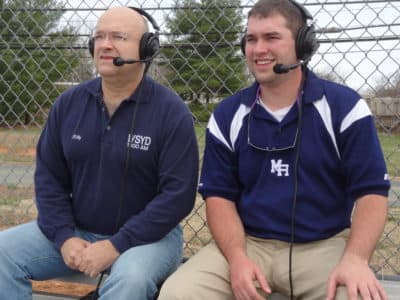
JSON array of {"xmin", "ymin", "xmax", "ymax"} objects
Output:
[{"xmin": 254, "ymin": 40, "xmax": 268, "ymax": 54}]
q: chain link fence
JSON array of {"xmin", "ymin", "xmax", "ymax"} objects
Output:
[{"xmin": 1, "ymin": 0, "xmax": 399, "ymax": 277}]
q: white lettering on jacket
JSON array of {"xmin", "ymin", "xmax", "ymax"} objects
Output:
[
  {"xmin": 127, "ymin": 134, "xmax": 152, "ymax": 151},
  {"xmin": 270, "ymin": 159, "xmax": 289, "ymax": 177}
]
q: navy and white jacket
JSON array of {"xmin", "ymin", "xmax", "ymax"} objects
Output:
[
  {"xmin": 35, "ymin": 76, "xmax": 199, "ymax": 253},
  {"xmin": 199, "ymin": 70, "xmax": 390, "ymax": 243}
]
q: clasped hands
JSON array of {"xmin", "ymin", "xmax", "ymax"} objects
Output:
[{"xmin": 60, "ymin": 237, "xmax": 120, "ymax": 277}]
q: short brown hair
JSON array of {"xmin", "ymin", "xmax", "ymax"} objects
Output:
[{"xmin": 248, "ymin": 0, "xmax": 305, "ymax": 39}]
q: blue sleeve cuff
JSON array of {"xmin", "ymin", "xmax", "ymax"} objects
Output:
[
  {"xmin": 54, "ymin": 227, "xmax": 75, "ymax": 250},
  {"xmin": 109, "ymin": 232, "xmax": 130, "ymax": 254}
]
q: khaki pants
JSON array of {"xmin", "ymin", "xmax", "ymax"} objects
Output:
[{"xmin": 158, "ymin": 230, "xmax": 350, "ymax": 300}]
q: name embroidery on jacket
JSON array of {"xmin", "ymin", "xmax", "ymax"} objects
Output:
[{"xmin": 71, "ymin": 134, "xmax": 82, "ymax": 141}]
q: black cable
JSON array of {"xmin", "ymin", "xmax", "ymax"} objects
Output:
[
  {"xmin": 85, "ymin": 69, "xmax": 148, "ymax": 300},
  {"xmin": 288, "ymin": 71, "xmax": 306, "ymax": 300},
  {"xmin": 90, "ymin": 272, "xmax": 104, "ymax": 299},
  {"xmin": 114, "ymin": 76, "xmax": 145, "ymax": 230}
]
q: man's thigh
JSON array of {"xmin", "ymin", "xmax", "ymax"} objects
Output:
[
  {"xmin": 108, "ymin": 225, "xmax": 183, "ymax": 284},
  {"xmin": 158, "ymin": 241, "xmax": 234, "ymax": 300},
  {"xmin": 0, "ymin": 221, "xmax": 73, "ymax": 280},
  {"xmin": 101, "ymin": 226, "xmax": 184, "ymax": 300},
  {"xmin": 273, "ymin": 230, "xmax": 349, "ymax": 299},
  {"xmin": 159, "ymin": 237, "xmax": 277, "ymax": 300}
]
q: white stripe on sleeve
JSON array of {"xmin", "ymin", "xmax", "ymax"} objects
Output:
[
  {"xmin": 208, "ymin": 114, "xmax": 233, "ymax": 152},
  {"xmin": 340, "ymin": 99, "xmax": 372, "ymax": 133}
]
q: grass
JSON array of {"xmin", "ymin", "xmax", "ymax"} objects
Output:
[
  {"xmin": 0, "ymin": 184, "xmax": 34, "ymax": 206},
  {"xmin": 379, "ymin": 133, "xmax": 400, "ymax": 177},
  {"xmin": 0, "ymin": 184, "xmax": 20, "ymax": 206},
  {"xmin": 0, "ymin": 127, "xmax": 40, "ymax": 163},
  {"xmin": 0, "ymin": 197, "xmax": 21, "ymax": 206},
  {"xmin": 195, "ymin": 123, "xmax": 207, "ymax": 160}
]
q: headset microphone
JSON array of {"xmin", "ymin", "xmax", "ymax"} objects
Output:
[
  {"xmin": 113, "ymin": 57, "xmax": 148, "ymax": 66},
  {"xmin": 112, "ymin": 46, "xmax": 160, "ymax": 66},
  {"xmin": 273, "ymin": 60, "xmax": 304, "ymax": 74}
]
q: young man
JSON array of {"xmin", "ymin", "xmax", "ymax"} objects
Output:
[
  {"xmin": 158, "ymin": 0, "xmax": 390, "ymax": 299},
  {"xmin": 0, "ymin": 7, "xmax": 199, "ymax": 300}
]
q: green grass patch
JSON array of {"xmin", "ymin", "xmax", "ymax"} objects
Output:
[
  {"xmin": 0, "ymin": 197, "xmax": 21, "ymax": 206},
  {"xmin": 0, "ymin": 127, "xmax": 41, "ymax": 163},
  {"xmin": 379, "ymin": 133, "xmax": 400, "ymax": 177},
  {"xmin": 195, "ymin": 123, "xmax": 206, "ymax": 155},
  {"xmin": 0, "ymin": 184, "xmax": 33, "ymax": 206}
]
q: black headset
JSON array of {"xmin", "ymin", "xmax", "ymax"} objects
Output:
[
  {"xmin": 88, "ymin": 7, "xmax": 160, "ymax": 61},
  {"xmin": 240, "ymin": 0, "xmax": 319, "ymax": 63}
]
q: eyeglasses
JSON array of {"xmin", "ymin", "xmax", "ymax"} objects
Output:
[
  {"xmin": 247, "ymin": 94, "xmax": 303, "ymax": 152},
  {"xmin": 93, "ymin": 31, "xmax": 129, "ymax": 44}
]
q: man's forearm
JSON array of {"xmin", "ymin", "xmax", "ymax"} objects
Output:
[
  {"xmin": 206, "ymin": 196, "xmax": 247, "ymax": 263},
  {"xmin": 343, "ymin": 194, "xmax": 387, "ymax": 261}
]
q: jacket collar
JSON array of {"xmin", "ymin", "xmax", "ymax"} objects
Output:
[
  {"xmin": 84, "ymin": 75, "xmax": 153, "ymax": 104},
  {"xmin": 242, "ymin": 69, "xmax": 324, "ymax": 107}
]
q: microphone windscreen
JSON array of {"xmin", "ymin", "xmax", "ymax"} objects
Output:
[
  {"xmin": 273, "ymin": 64, "xmax": 288, "ymax": 74},
  {"xmin": 113, "ymin": 57, "xmax": 125, "ymax": 66}
]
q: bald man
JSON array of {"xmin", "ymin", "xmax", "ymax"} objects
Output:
[{"xmin": 0, "ymin": 7, "xmax": 199, "ymax": 300}]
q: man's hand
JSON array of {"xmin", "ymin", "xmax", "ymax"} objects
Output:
[
  {"xmin": 229, "ymin": 253, "xmax": 271, "ymax": 300},
  {"xmin": 78, "ymin": 240, "xmax": 120, "ymax": 277},
  {"xmin": 326, "ymin": 253, "xmax": 387, "ymax": 300},
  {"xmin": 60, "ymin": 237, "xmax": 91, "ymax": 270}
]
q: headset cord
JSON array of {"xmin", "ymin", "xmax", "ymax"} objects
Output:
[
  {"xmin": 89, "ymin": 74, "xmax": 147, "ymax": 300},
  {"xmin": 288, "ymin": 72, "xmax": 306, "ymax": 300},
  {"xmin": 113, "ymin": 75, "xmax": 145, "ymax": 231},
  {"xmin": 89, "ymin": 272, "xmax": 104, "ymax": 299}
]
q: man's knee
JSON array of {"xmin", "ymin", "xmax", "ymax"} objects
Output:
[
  {"xmin": 107, "ymin": 268, "xmax": 154, "ymax": 288},
  {"xmin": 100, "ymin": 270, "xmax": 158, "ymax": 300},
  {"xmin": 158, "ymin": 271, "xmax": 192, "ymax": 300}
]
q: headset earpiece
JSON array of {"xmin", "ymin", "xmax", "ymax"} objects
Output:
[
  {"xmin": 240, "ymin": 36, "xmax": 246, "ymax": 56},
  {"xmin": 88, "ymin": 37, "xmax": 94, "ymax": 57},
  {"xmin": 295, "ymin": 23, "xmax": 318, "ymax": 62},
  {"xmin": 88, "ymin": 6, "xmax": 160, "ymax": 61},
  {"xmin": 139, "ymin": 32, "xmax": 159, "ymax": 60}
]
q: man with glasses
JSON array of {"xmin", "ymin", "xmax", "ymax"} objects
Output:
[
  {"xmin": 159, "ymin": 0, "xmax": 389, "ymax": 299},
  {"xmin": 0, "ymin": 7, "xmax": 198, "ymax": 300}
]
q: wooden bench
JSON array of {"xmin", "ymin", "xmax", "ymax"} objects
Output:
[
  {"xmin": 32, "ymin": 273, "xmax": 400, "ymax": 300},
  {"xmin": 32, "ymin": 274, "xmax": 99, "ymax": 300},
  {"xmin": 32, "ymin": 273, "xmax": 289, "ymax": 300}
]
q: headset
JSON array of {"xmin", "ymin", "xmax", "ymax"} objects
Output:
[
  {"xmin": 88, "ymin": 6, "xmax": 160, "ymax": 63},
  {"xmin": 240, "ymin": 0, "xmax": 319, "ymax": 64}
]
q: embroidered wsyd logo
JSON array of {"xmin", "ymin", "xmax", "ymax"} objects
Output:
[{"xmin": 127, "ymin": 134, "xmax": 152, "ymax": 151}]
